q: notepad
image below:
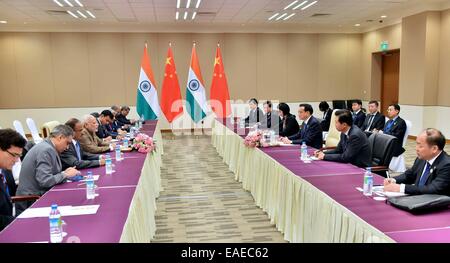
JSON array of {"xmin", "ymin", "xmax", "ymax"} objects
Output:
[{"xmin": 18, "ymin": 205, "xmax": 100, "ymax": 219}]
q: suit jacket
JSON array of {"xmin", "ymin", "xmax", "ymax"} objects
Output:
[
  {"xmin": 395, "ymin": 152, "xmax": 450, "ymax": 195},
  {"xmin": 261, "ymin": 110, "xmax": 281, "ymax": 133},
  {"xmin": 288, "ymin": 116, "xmax": 323, "ymax": 149},
  {"xmin": 383, "ymin": 116, "xmax": 407, "ymax": 157},
  {"xmin": 16, "ymin": 139, "xmax": 66, "ymax": 197},
  {"xmin": 352, "ymin": 110, "xmax": 366, "ymax": 128},
  {"xmin": 321, "ymin": 108, "xmax": 333, "ymax": 132},
  {"xmin": 324, "ymin": 125, "xmax": 372, "ymax": 168},
  {"xmin": 95, "ymin": 119, "xmax": 109, "ymax": 139},
  {"xmin": 244, "ymin": 108, "xmax": 264, "ymax": 126},
  {"xmin": 60, "ymin": 141, "xmax": 101, "ymax": 170},
  {"xmin": 79, "ymin": 128, "xmax": 110, "ymax": 154},
  {"xmin": 104, "ymin": 123, "xmax": 119, "ymax": 138},
  {"xmin": 116, "ymin": 114, "xmax": 132, "ymax": 126},
  {"xmin": 0, "ymin": 170, "xmax": 14, "ymax": 231},
  {"xmin": 279, "ymin": 114, "xmax": 300, "ymax": 137},
  {"xmin": 361, "ymin": 112, "xmax": 385, "ymax": 132}
]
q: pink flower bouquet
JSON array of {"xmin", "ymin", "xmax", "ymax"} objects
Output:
[
  {"xmin": 132, "ymin": 133, "xmax": 156, "ymax": 154},
  {"xmin": 243, "ymin": 130, "xmax": 263, "ymax": 148}
]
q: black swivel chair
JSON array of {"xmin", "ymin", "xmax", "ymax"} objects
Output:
[{"xmin": 368, "ymin": 133, "xmax": 397, "ymax": 177}]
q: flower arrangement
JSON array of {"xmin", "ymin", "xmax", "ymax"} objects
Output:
[
  {"xmin": 132, "ymin": 133, "xmax": 156, "ymax": 154},
  {"xmin": 243, "ymin": 130, "xmax": 263, "ymax": 148}
]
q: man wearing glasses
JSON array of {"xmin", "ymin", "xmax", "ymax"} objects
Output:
[{"xmin": 0, "ymin": 129, "xmax": 27, "ymax": 231}]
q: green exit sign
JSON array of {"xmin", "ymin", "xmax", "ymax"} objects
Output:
[{"xmin": 380, "ymin": 41, "xmax": 389, "ymax": 51}]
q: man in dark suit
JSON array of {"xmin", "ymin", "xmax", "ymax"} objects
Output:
[
  {"xmin": 61, "ymin": 118, "xmax": 105, "ymax": 170},
  {"xmin": 384, "ymin": 128, "xmax": 450, "ymax": 195},
  {"xmin": 351, "ymin": 100, "xmax": 366, "ymax": 128},
  {"xmin": 0, "ymin": 129, "xmax": 27, "ymax": 231},
  {"xmin": 315, "ymin": 110, "xmax": 372, "ymax": 168},
  {"xmin": 361, "ymin": 100, "xmax": 385, "ymax": 134},
  {"xmin": 281, "ymin": 104, "xmax": 323, "ymax": 149},
  {"xmin": 319, "ymin": 101, "xmax": 332, "ymax": 132},
  {"xmin": 244, "ymin": 98, "xmax": 264, "ymax": 126},
  {"xmin": 261, "ymin": 101, "xmax": 281, "ymax": 133},
  {"xmin": 96, "ymin": 110, "xmax": 114, "ymax": 141},
  {"xmin": 277, "ymin": 102, "xmax": 300, "ymax": 137},
  {"xmin": 116, "ymin": 106, "xmax": 136, "ymax": 128},
  {"xmin": 379, "ymin": 104, "xmax": 407, "ymax": 157}
]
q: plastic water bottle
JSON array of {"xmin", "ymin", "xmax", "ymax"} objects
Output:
[
  {"xmin": 49, "ymin": 204, "xmax": 63, "ymax": 243},
  {"xmin": 115, "ymin": 145, "xmax": 122, "ymax": 161},
  {"xmin": 86, "ymin": 171, "xmax": 95, "ymax": 200},
  {"xmin": 363, "ymin": 167, "xmax": 373, "ymax": 196},
  {"xmin": 123, "ymin": 137, "xmax": 129, "ymax": 148},
  {"xmin": 105, "ymin": 154, "xmax": 113, "ymax": 174},
  {"xmin": 301, "ymin": 142, "xmax": 308, "ymax": 161}
]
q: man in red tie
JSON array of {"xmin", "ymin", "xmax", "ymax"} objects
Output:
[
  {"xmin": 384, "ymin": 128, "xmax": 450, "ymax": 195},
  {"xmin": 0, "ymin": 129, "xmax": 27, "ymax": 231}
]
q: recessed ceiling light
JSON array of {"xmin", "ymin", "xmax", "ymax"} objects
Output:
[
  {"xmin": 176, "ymin": 0, "xmax": 180, "ymax": 9},
  {"xmin": 86, "ymin": 10, "xmax": 96, "ymax": 18},
  {"xmin": 195, "ymin": 0, "xmax": 202, "ymax": 9},
  {"xmin": 64, "ymin": 0, "xmax": 74, "ymax": 7},
  {"xmin": 284, "ymin": 0, "xmax": 298, "ymax": 10},
  {"xmin": 283, "ymin": 13, "xmax": 296, "ymax": 20},
  {"xmin": 184, "ymin": 11, "xmax": 188, "ymax": 20},
  {"xmin": 268, "ymin": 13, "xmax": 279, "ymax": 21},
  {"xmin": 276, "ymin": 13, "xmax": 288, "ymax": 21},
  {"xmin": 0, "ymin": 20, "xmax": 7, "ymax": 24},
  {"xmin": 76, "ymin": 10, "xmax": 87, "ymax": 18},
  {"xmin": 186, "ymin": 0, "xmax": 191, "ymax": 9},
  {"xmin": 192, "ymin": 12, "xmax": 197, "ymax": 20},
  {"xmin": 176, "ymin": 11, "xmax": 179, "ymax": 20},
  {"xmin": 301, "ymin": 0, "xmax": 317, "ymax": 10},
  {"xmin": 355, "ymin": 23, "xmax": 360, "ymax": 26},
  {"xmin": 67, "ymin": 10, "xmax": 78, "ymax": 18},
  {"xmin": 53, "ymin": 0, "xmax": 64, "ymax": 7},
  {"xmin": 293, "ymin": 1, "xmax": 308, "ymax": 10},
  {"xmin": 74, "ymin": 0, "xmax": 83, "ymax": 7},
  {"xmin": 381, "ymin": 15, "xmax": 387, "ymax": 18}
]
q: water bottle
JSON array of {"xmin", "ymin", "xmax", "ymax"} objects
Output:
[
  {"xmin": 86, "ymin": 171, "xmax": 95, "ymax": 200},
  {"xmin": 123, "ymin": 136, "xmax": 129, "ymax": 148},
  {"xmin": 300, "ymin": 142, "xmax": 308, "ymax": 161},
  {"xmin": 115, "ymin": 145, "xmax": 122, "ymax": 161},
  {"xmin": 105, "ymin": 154, "xmax": 113, "ymax": 174},
  {"xmin": 363, "ymin": 167, "xmax": 373, "ymax": 196},
  {"xmin": 49, "ymin": 204, "xmax": 63, "ymax": 243}
]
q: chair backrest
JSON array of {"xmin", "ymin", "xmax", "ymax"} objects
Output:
[
  {"xmin": 403, "ymin": 119, "xmax": 412, "ymax": 147},
  {"xmin": 12, "ymin": 120, "xmax": 27, "ymax": 140},
  {"xmin": 26, "ymin": 118, "xmax": 43, "ymax": 144},
  {"xmin": 368, "ymin": 133, "xmax": 397, "ymax": 167},
  {"xmin": 325, "ymin": 109, "xmax": 341, "ymax": 147},
  {"xmin": 42, "ymin": 120, "xmax": 61, "ymax": 138},
  {"xmin": 332, "ymin": 100, "xmax": 346, "ymax": 110}
]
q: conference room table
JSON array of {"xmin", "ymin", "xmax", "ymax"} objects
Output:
[
  {"xmin": 0, "ymin": 121, "xmax": 164, "ymax": 243},
  {"xmin": 212, "ymin": 118, "xmax": 450, "ymax": 243}
]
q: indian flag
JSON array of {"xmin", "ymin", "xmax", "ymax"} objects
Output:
[
  {"xmin": 136, "ymin": 43, "xmax": 160, "ymax": 120},
  {"xmin": 186, "ymin": 43, "xmax": 208, "ymax": 123}
]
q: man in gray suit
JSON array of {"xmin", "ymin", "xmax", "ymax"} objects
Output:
[
  {"xmin": 16, "ymin": 125, "xmax": 80, "ymax": 214},
  {"xmin": 61, "ymin": 118, "xmax": 105, "ymax": 170}
]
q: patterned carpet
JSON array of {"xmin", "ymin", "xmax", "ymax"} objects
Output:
[{"xmin": 151, "ymin": 136, "xmax": 447, "ymax": 243}]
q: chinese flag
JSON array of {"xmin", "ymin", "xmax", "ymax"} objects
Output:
[
  {"xmin": 210, "ymin": 45, "xmax": 231, "ymax": 118},
  {"xmin": 161, "ymin": 45, "xmax": 183, "ymax": 123}
]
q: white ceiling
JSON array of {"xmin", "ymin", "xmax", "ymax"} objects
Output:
[{"xmin": 0, "ymin": 0, "xmax": 450, "ymax": 33}]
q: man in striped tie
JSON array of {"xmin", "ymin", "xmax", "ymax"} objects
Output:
[{"xmin": 384, "ymin": 128, "xmax": 450, "ymax": 195}]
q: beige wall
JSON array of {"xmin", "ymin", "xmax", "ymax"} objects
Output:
[
  {"xmin": 439, "ymin": 9, "xmax": 450, "ymax": 106},
  {"xmin": 0, "ymin": 32, "xmax": 363, "ymax": 109}
]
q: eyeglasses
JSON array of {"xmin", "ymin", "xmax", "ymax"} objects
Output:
[{"xmin": 6, "ymin": 149, "xmax": 22, "ymax": 158}]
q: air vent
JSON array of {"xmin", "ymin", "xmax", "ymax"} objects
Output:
[
  {"xmin": 46, "ymin": 10, "xmax": 69, "ymax": 16},
  {"xmin": 311, "ymin": 13, "xmax": 332, "ymax": 17}
]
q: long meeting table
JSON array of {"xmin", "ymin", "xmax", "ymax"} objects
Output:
[
  {"xmin": 212, "ymin": 118, "xmax": 450, "ymax": 243},
  {"xmin": 0, "ymin": 121, "xmax": 164, "ymax": 243}
]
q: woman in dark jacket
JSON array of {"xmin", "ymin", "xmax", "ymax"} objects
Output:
[{"xmin": 277, "ymin": 103, "xmax": 300, "ymax": 137}]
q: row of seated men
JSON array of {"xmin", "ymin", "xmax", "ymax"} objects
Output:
[
  {"xmin": 0, "ymin": 106, "xmax": 136, "ymax": 231},
  {"xmin": 243, "ymin": 99, "xmax": 450, "ymax": 195}
]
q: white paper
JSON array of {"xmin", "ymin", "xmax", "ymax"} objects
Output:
[
  {"xmin": 18, "ymin": 205, "xmax": 100, "ymax": 219},
  {"xmin": 79, "ymin": 175, "xmax": 100, "ymax": 182},
  {"xmin": 373, "ymin": 186, "xmax": 408, "ymax": 197}
]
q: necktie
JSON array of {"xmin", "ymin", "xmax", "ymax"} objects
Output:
[
  {"xmin": 267, "ymin": 113, "xmax": 271, "ymax": 128},
  {"xmin": 75, "ymin": 142, "xmax": 82, "ymax": 161},
  {"xmin": 352, "ymin": 112, "xmax": 357, "ymax": 120},
  {"xmin": 384, "ymin": 120, "xmax": 394, "ymax": 133},
  {"xmin": 366, "ymin": 115, "xmax": 375, "ymax": 131},
  {"xmin": 301, "ymin": 122, "xmax": 308, "ymax": 138},
  {"xmin": 418, "ymin": 162, "xmax": 431, "ymax": 186},
  {"xmin": 0, "ymin": 172, "xmax": 10, "ymax": 199}
]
